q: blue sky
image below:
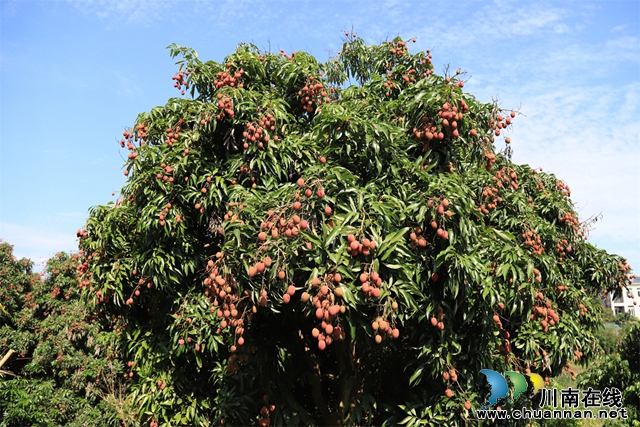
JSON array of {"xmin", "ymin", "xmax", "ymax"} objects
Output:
[{"xmin": 1, "ymin": 0, "xmax": 638, "ymax": 275}]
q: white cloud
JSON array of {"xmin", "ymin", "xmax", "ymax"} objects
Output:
[
  {"xmin": 554, "ymin": 23, "xmax": 571, "ymax": 34},
  {"xmin": 604, "ymin": 36, "xmax": 640, "ymax": 63},
  {"xmin": 0, "ymin": 222, "xmax": 79, "ymax": 271},
  {"xmin": 504, "ymin": 81, "xmax": 640, "ymax": 253},
  {"xmin": 56, "ymin": 0, "xmax": 639, "ymax": 275},
  {"xmin": 611, "ymin": 24, "xmax": 628, "ymax": 32}
]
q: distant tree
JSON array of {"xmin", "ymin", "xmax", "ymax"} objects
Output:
[
  {"xmin": 579, "ymin": 322, "xmax": 640, "ymax": 426},
  {"xmin": 602, "ymin": 306, "xmax": 616, "ymax": 324},
  {"xmin": 77, "ymin": 34, "xmax": 636, "ymax": 426},
  {"xmin": 615, "ymin": 311, "xmax": 637, "ymax": 327},
  {"xmin": 0, "ymin": 241, "xmax": 123, "ymax": 427}
]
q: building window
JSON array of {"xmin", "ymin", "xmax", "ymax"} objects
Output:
[
  {"xmin": 627, "ymin": 307, "xmax": 635, "ymax": 317},
  {"xmin": 613, "ymin": 294, "xmax": 624, "ymax": 303},
  {"xmin": 615, "ymin": 307, "xmax": 625, "ymax": 316},
  {"xmin": 637, "ymin": 289, "xmax": 640, "ymax": 297}
]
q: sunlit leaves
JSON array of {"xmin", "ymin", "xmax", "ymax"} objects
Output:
[{"xmin": 68, "ymin": 35, "xmax": 638, "ymax": 427}]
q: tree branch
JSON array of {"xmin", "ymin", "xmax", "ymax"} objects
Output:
[{"xmin": 0, "ymin": 349, "xmax": 15, "ymax": 369}]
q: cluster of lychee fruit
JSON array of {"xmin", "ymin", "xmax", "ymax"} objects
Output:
[
  {"xmin": 346, "ymin": 233, "xmax": 377, "ymax": 257},
  {"xmin": 119, "ymin": 126, "xmax": 147, "ymax": 174},
  {"xmin": 558, "ymin": 211, "xmax": 580, "ymax": 233},
  {"xmin": 409, "ymin": 227, "xmax": 428, "ymax": 249},
  {"xmin": 279, "ymin": 49, "xmax": 297, "ymax": 61},
  {"xmin": 156, "ymin": 163, "xmax": 175, "ymax": 184},
  {"xmin": 227, "ymin": 343, "xmax": 254, "ymax": 372},
  {"xmin": 359, "ymin": 268, "xmax": 383, "ymax": 299},
  {"xmin": 491, "ymin": 167, "xmax": 519, "ymax": 191},
  {"xmin": 256, "ymin": 395, "xmax": 278, "ymax": 426},
  {"xmin": 171, "ymin": 69, "xmax": 190, "ymax": 95},
  {"xmin": 293, "ymin": 177, "xmax": 326, "ymax": 201},
  {"xmin": 497, "ymin": 334, "xmax": 512, "ymax": 356},
  {"xmin": 522, "ymin": 230, "xmax": 544, "ymax": 256},
  {"xmin": 203, "ymin": 255, "xmax": 251, "ymax": 352},
  {"xmin": 530, "ymin": 291, "xmax": 560, "ymax": 332},
  {"xmin": 214, "ymin": 65, "xmax": 244, "ymax": 90},
  {"xmin": 380, "ymin": 41, "xmax": 427, "ymax": 94},
  {"xmin": 157, "ymin": 202, "xmax": 181, "ymax": 226},
  {"xmin": 388, "ymin": 39, "xmax": 413, "ymax": 56},
  {"xmin": 577, "ymin": 302, "xmax": 589, "ymax": 317},
  {"xmin": 484, "ymin": 152, "xmax": 497, "ymax": 171},
  {"xmin": 247, "ymin": 255, "xmax": 273, "ymax": 278},
  {"xmin": 491, "ymin": 303, "xmax": 514, "ymax": 355},
  {"xmin": 308, "ymin": 274, "xmax": 346, "ymax": 350},
  {"xmin": 430, "ymin": 306, "xmax": 446, "ymax": 330},
  {"xmin": 258, "ymin": 207, "xmax": 309, "ymax": 241},
  {"xmin": 383, "ymin": 72, "xmax": 400, "ymax": 95},
  {"xmin": 281, "ymin": 283, "xmax": 296, "ymax": 304},
  {"xmin": 134, "ymin": 122, "xmax": 149, "ymax": 140},
  {"xmin": 371, "ymin": 315, "xmax": 399, "ymax": 344},
  {"xmin": 556, "ymin": 180, "xmax": 571, "ymax": 197},
  {"xmin": 443, "ymin": 368, "xmax": 458, "ymax": 383},
  {"xmin": 215, "ymin": 94, "xmax": 234, "ymax": 120},
  {"xmin": 412, "ymin": 101, "xmax": 470, "ymax": 148},
  {"xmin": 120, "ymin": 124, "xmax": 147, "ymax": 149},
  {"xmin": 492, "ymin": 305, "xmax": 505, "ymax": 329},
  {"xmin": 235, "ymin": 165, "xmax": 259, "ymax": 188},
  {"xmin": 242, "ymin": 113, "xmax": 277, "ymax": 149},
  {"xmin": 438, "ymin": 100, "xmax": 469, "ymax": 139},
  {"xmin": 122, "ymin": 275, "xmax": 144, "ymax": 304},
  {"xmin": 383, "ymin": 72, "xmax": 419, "ymax": 99},
  {"xmin": 197, "ymin": 112, "xmax": 212, "ymax": 130},
  {"xmin": 489, "ymin": 110, "xmax": 516, "ymax": 138},
  {"xmin": 164, "ymin": 120, "xmax": 184, "ymax": 146},
  {"xmin": 425, "ymin": 198, "xmax": 451, "ymax": 240},
  {"xmin": 297, "ymin": 76, "xmax": 331, "ymax": 113},
  {"xmin": 223, "ymin": 202, "xmax": 246, "ymax": 225},
  {"xmin": 573, "ymin": 348, "xmax": 584, "ymax": 362},
  {"xmin": 477, "ymin": 185, "xmax": 503, "ymax": 215},
  {"xmin": 193, "ymin": 201, "xmax": 206, "ymax": 217},
  {"xmin": 204, "ymin": 256, "xmax": 237, "ymax": 304},
  {"xmin": 554, "ymin": 238, "xmax": 572, "ymax": 262},
  {"xmin": 412, "ymin": 116, "xmax": 441, "ymax": 146}
]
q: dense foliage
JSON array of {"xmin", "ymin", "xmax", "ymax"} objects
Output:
[
  {"xmin": 72, "ymin": 34, "xmax": 636, "ymax": 426},
  {"xmin": 580, "ymin": 320, "xmax": 640, "ymax": 426},
  {"xmin": 0, "ymin": 241, "xmax": 125, "ymax": 426}
]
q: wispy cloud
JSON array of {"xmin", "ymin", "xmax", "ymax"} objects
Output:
[
  {"xmin": 37, "ymin": 0, "xmax": 639, "ymax": 275},
  {"xmin": 67, "ymin": 0, "xmax": 189, "ymax": 28},
  {"xmin": 505, "ymin": 80, "xmax": 640, "ymax": 246},
  {"xmin": 0, "ymin": 222, "xmax": 79, "ymax": 271}
]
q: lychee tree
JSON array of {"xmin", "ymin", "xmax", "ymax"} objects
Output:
[
  {"xmin": 0, "ymin": 241, "xmax": 123, "ymax": 427},
  {"xmin": 77, "ymin": 34, "xmax": 636, "ymax": 426}
]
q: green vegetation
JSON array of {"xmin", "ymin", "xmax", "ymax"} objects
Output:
[
  {"xmin": 579, "ymin": 319, "xmax": 640, "ymax": 426},
  {"xmin": 0, "ymin": 241, "xmax": 123, "ymax": 426},
  {"xmin": 1, "ymin": 34, "xmax": 637, "ymax": 426}
]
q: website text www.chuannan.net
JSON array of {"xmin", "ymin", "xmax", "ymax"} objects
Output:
[{"xmin": 475, "ymin": 407, "xmax": 630, "ymax": 421}]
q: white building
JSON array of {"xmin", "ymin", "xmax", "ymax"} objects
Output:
[{"xmin": 607, "ymin": 278, "xmax": 640, "ymax": 319}]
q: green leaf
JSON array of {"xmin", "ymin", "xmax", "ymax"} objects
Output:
[{"xmin": 409, "ymin": 366, "xmax": 423, "ymax": 386}]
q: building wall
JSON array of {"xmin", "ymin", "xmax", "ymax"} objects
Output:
[{"xmin": 608, "ymin": 281, "xmax": 640, "ymax": 318}]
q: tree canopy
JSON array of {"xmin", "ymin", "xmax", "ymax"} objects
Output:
[
  {"xmin": 71, "ymin": 34, "xmax": 635, "ymax": 426},
  {"xmin": 0, "ymin": 241, "xmax": 123, "ymax": 426}
]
